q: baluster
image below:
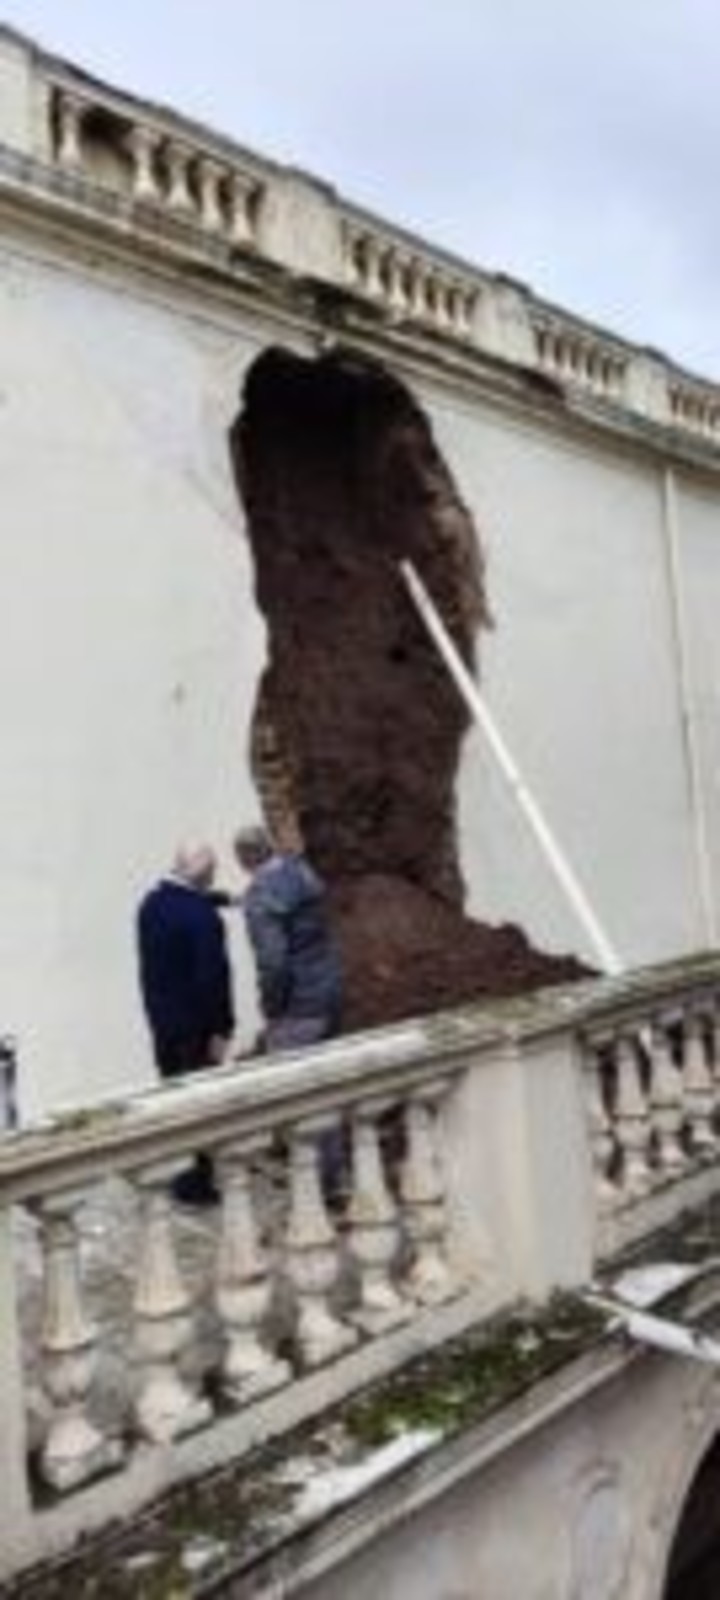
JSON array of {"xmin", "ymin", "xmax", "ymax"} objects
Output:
[
  {"xmin": 401, "ymin": 1082, "xmax": 454, "ymax": 1304},
  {"xmin": 650, "ymin": 1018, "xmax": 686, "ymax": 1176},
  {"xmin": 584, "ymin": 1044, "xmax": 617, "ymax": 1210},
  {"xmin": 125, "ymin": 124, "xmax": 162, "ymax": 203},
  {"xmin": 227, "ymin": 171, "xmax": 257, "ymax": 246},
  {"xmin": 535, "ymin": 327, "xmax": 550, "ymax": 367},
  {"xmin": 426, "ymin": 275, "xmax": 444, "ymax": 328},
  {"xmin": 348, "ymin": 1099, "xmax": 408, "ymax": 1332},
  {"xmin": 132, "ymin": 1164, "xmax": 210, "ymax": 1443},
  {"xmin": 456, "ymin": 287, "xmax": 475, "ymax": 340},
  {"xmin": 362, "ymin": 237, "xmax": 384, "ymax": 300},
  {"xmin": 35, "ymin": 1190, "xmax": 120, "ymax": 1490},
  {"xmin": 684, "ymin": 1009, "xmax": 716, "ymax": 1153},
  {"xmin": 215, "ymin": 1138, "xmax": 291, "ymax": 1402},
  {"xmin": 613, "ymin": 361, "xmax": 627, "ymax": 399},
  {"xmin": 197, "ymin": 156, "xmax": 226, "ymax": 233},
  {"xmin": 386, "ymin": 251, "xmax": 407, "ymax": 316},
  {"xmin": 164, "ymin": 140, "xmax": 195, "ymax": 216},
  {"xmin": 710, "ymin": 1000, "xmax": 720, "ymax": 1102},
  {"xmin": 285, "ymin": 1116, "xmax": 356, "ymax": 1367},
  {"xmin": 346, "ymin": 228, "xmax": 364, "ymax": 287},
  {"xmin": 408, "ymin": 260, "xmax": 427, "ymax": 319},
  {"xmin": 55, "ymin": 90, "xmax": 85, "ymax": 171},
  {"xmin": 444, "ymin": 284, "xmax": 461, "ymax": 337},
  {"xmin": 614, "ymin": 1033, "xmax": 652, "ymax": 1197},
  {"xmin": 431, "ymin": 280, "xmax": 451, "ymax": 331},
  {"xmin": 550, "ymin": 334, "xmax": 564, "ymax": 375},
  {"xmin": 585, "ymin": 349, "xmax": 599, "ymax": 389}
]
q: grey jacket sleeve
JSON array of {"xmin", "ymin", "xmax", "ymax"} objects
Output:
[{"xmin": 244, "ymin": 886, "xmax": 289, "ymax": 1020}]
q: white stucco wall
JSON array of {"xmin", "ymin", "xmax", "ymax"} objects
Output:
[
  {"xmin": 1, "ymin": 228, "xmax": 719, "ymax": 1117},
  {"xmin": 672, "ymin": 478, "xmax": 720, "ymax": 928},
  {"xmin": 425, "ymin": 389, "xmax": 705, "ymax": 968},
  {"xmin": 0, "ymin": 244, "xmax": 301, "ymax": 1117}
]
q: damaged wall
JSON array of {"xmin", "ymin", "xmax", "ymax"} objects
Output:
[
  {"xmin": 0, "ymin": 219, "xmax": 718, "ymax": 1113},
  {"xmin": 230, "ymin": 349, "xmax": 587, "ymax": 1031}
]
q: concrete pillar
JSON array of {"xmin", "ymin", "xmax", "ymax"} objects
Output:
[
  {"xmin": 444, "ymin": 1027, "xmax": 595, "ymax": 1302},
  {"xmin": 0, "ymin": 30, "xmax": 36, "ymax": 156},
  {"xmin": 257, "ymin": 171, "xmax": 345, "ymax": 284},
  {"xmin": 0, "ymin": 1203, "xmax": 33, "ymax": 1563}
]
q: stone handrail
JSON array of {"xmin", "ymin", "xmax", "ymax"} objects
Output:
[{"xmin": 1, "ymin": 958, "xmax": 720, "ymax": 1579}]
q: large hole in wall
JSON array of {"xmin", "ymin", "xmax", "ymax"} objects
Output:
[{"xmin": 229, "ymin": 347, "xmax": 587, "ymax": 1031}]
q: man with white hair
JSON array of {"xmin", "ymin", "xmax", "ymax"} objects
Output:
[{"xmin": 137, "ymin": 842, "xmax": 234, "ymax": 1080}]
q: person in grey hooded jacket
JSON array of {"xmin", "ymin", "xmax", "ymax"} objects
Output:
[{"xmin": 234, "ymin": 827, "xmax": 343, "ymax": 1051}]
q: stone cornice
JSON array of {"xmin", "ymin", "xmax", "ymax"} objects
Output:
[{"xmin": 1, "ymin": 27, "xmax": 720, "ymax": 475}]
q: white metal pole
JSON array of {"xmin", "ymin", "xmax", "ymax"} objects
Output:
[{"xmin": 400, "ymin": 559, "xmax": 624, "ymax": 977}]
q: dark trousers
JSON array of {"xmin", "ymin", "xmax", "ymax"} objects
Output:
[
  {"xmin": 264, "ymin": 1014, "xmax": 346, "ymax": 1204},
  {"xmin": 154, "ymin": 1035, "xmax": 217, "ymax": 1203}
]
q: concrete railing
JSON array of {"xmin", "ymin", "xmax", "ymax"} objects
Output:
[
  {"xmin": 529, "ymin": 308, "xmax": 629, "ymax": 404},
  {"xmin": 2, "ymin": 957, "xmax": 720, "ymax": 1578},
  {"xmin": 44, "ymin": 68, "xmax": 264, "ymax": 250},
  {"xmin": 1, "ymin": 29, "xmax": 720, "ymax": 459},
  {"xmin": 341, "ymin": 213, "xmax": 480, "ymax": 343},
  {"xmin": 667, "ymin": 374, "xmax": 720, "ymax": 443},
  {"xmin": 579, "ymin": 957, "xmax": 720, "ymax": 1257},
  {"xmin": 0, "ymin": 1016, "xmax": 506, "ymax": 1580}
]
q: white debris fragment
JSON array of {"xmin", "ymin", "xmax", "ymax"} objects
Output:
[
  {"xmin": 610, "ymin": 1261, "xmax": 702, "ymax": 1309},
  {"xmin": 181, "ymin": 1534, "xmax": 229, "ymax": 1575},
  {"xmin": 123, "ymin": 1550, "xmax": 161, "ymax": 1575},
  {"xmin": 292, "ymin": 1429, "xmax": 441, "ymax": 1523}
]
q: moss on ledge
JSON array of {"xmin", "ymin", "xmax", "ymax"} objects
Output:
[
  {"xmin": 7, "ymin": 1295, "xmax": 608, "ymax": 1600},
  {"xmin": 342, "ymin": 1293, "xmax": 606, "ymax": 1448}
]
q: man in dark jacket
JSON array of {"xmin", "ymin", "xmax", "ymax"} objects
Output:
[
  {"xmin": 234, "ymin": 827, "xmax": 342, "ymax": 1051},
  {"xmin": 138, "ymin": 843, "xmax": 234, "ymax": 1077},
  {"xmin": 137, "ymin": 843, "xmax": 234, "ymax": 1205}
]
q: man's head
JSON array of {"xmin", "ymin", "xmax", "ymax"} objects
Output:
[
  {"xmin": 234, "ymin": 825, "xmax": 273, "ymax": 874},
  {"xmin": 173, "ymin": 842, "xmax": 217, "ymax": 891}
]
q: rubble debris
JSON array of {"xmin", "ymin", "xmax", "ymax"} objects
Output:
[{"xmin": 230, "ymin": 348, "xmax": 588, "ymax": 1030}]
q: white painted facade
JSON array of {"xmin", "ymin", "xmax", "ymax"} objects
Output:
[{"xmin": 1, "ymin": 28, "xmax": 720, "ymax": 1117}]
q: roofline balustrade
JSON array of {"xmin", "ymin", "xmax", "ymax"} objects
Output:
[{"xmin": 0, "ymin": 27, "xmax": 717, "ymax": 463}]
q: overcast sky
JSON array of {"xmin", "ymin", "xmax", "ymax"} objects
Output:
[{"xmin": 3, "ymin": 0, "xmax": 719, "ymax": 376}]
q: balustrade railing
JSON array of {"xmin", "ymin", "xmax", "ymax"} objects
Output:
[
  {"xmin": 0, "ymin": 1019, "xmax": 493, "ymax": 1573},
  {"xmin": 579, "ymin": 962, "xmax": 720, "ymax": 1251},
  {"xmin": 2, "ymin": 955, "xmax": 720, "ymax": 1579},
  {"xmin": 7, "ymin": 54, "xmax": 720, "ymax": 458},
  {"xmin": 668, "ymin": 378, "xmax": 720, "ymax": 442},
  {"xmin": 46, "ymin": 76, "xmax": 262, "ymax": 248},
  {"xmin": 342, "ymin": 218, "xmax": 479, "ymax": 342},
  {"xmin": 531, "ymin": 313, "xmax": 629, "ymax": 403}
]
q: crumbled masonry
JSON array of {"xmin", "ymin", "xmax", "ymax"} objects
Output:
[{"xmin": 230, "ymin": 348, "xmax": 588, "ymax": 1029}]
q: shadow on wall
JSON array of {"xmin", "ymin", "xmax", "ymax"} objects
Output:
[
  {"xmin": 664, "ymin": 1431, "xmax": 720, "ymax": 1599},
  {"xmin": 229, "ymin": 346, "xmax": 589, "ymax": 1030}
]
